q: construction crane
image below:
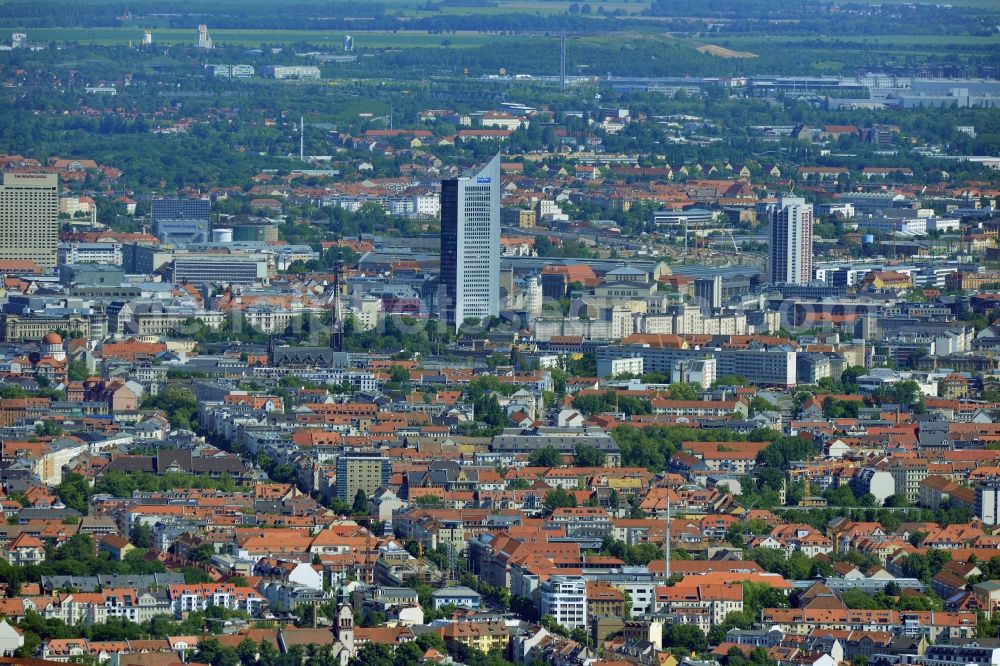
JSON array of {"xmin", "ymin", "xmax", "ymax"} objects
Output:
[
  {"xmin": 368, "ymin": 103, "xmax": 393, "ymax": 130},
  {"xmin": 719, "ymin": 229, "xmax": 741, "ymax": 256}
]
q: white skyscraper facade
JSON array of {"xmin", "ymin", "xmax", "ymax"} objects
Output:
[
  {"xmin": 0, "ymin": 173, "xmax": 59, "ymax": 270},
  {"xmin": 440, "ymin": 155, "xmax": 501, "ymax": 330},
  {"xmin": 770, "ymin": 196, "xmax": 814, "ymax": 285}
]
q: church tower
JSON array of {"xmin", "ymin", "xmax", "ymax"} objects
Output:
[{"xmin": 335, "ymin": 603, "xmax": 354, "ymax": 654}]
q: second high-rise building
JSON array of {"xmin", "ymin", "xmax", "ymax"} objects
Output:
[
  {"xmin": 439, "ymin": 155, "xmax": 501, "ymax": 330},
  {"xmin": 769, "ymin": 196, "xmax": 814, "ymax": 285},
  {"xmin": 0, "ymin": 173, "xmax": 59, "ymax": 271}
]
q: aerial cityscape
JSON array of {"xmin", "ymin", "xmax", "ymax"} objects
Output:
[{"xmin": 0, "ymin": 1, "xmax": 998, "ymax": 665}]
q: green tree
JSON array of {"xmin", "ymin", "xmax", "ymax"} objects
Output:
[
  {"xmin": 574, "ymin": 443, "xmax": 606, "ymax": 467},
  {"xmin": 67, "ymin": 360, "xmax": 90, "ymax": 382},
  {"xmin": 387, "ymin": 365, "xmax": 411, "ymax": 390},
  {"xmin": 141, "ymin": 384, "xmax": 199, "ymax": 430},
  {"xmin": 182, "ymin": 567, "xmax": 213, "ymax": 584},
  {"xmin": 348, "ymin": 642, "xmax": 395, "ymax": 666},
  {"xmin": 352, "ymin": 489, "xmax": 369, "ymax": 514},
  {"xmin": 871, "ymin": 380, "xmax": 924, "ymax": 410},
  {"xmin": 756, "ymin": 436, "xmax": 815, "ymax": 470},
  {"xmin": 841, "ymin": 588, "xmax": 889, "ymax": 609},
  {"xmin": 665, "ymin": 624, "xmax": 707, "ymax": 653},
  {"xmin": 193, "ymin": 639, "xmax": 240, "ymax": 666},
  {"xmin": 668, "ymin": 382, "xmax": 699, "ymax": 400},
  {"xmin": 529, "ymin": 446, "xmax": 563, "ymax": 468},
  {"xmin": 190, "ymin": 544, "xmax": 215, "ymax": 564},
  {"xmin": 56, "ymin": 472, "xmax": 91, "ymax": 515},
  {"xmin": 237, "ymin": 638, "xmax": 258, "ymax": 666},
  {"xmin": 130, "ymin": 522, "xmax": 152, "ymax": 548},
  {"xmin": 416, "ymin": 632, "xmax": 446, "ymax": 653},
  {"xmin": 714, "ymin": 374, "xmax": 749, "ymax": 387},
  {"xmin": 36, "ymin": 421, "xmax": 64, "ymax": 437},
  {"xmin": 544, "ymin": 488, "xmax": 577, "ymax": 513}
]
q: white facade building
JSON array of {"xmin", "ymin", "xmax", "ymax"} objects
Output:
[
  {"xmin": 540, "ymin": 576, "xmax": 588, "ymax": 630},
  {"xmin": 440, "ymin": 155, "xmax": 501, "ymax": 330},
  {"xmin": 770, "ymin": 197, "xmax": 814, "ymax": 285},
  {"xmin": 57, "ymin": 242, "xmax": 123, "ymax": 267},
  {"xmin": 977, "ymin": 483, "xmax": 1000, "ymax": 526}
]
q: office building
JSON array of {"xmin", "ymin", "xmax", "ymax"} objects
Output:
[
  {"xmin": 0, "ymin": 173, "xmax": 59, "ymax": 270},
  {"xmin": 597, "ymin": 345, "xmax": 797, "ymax": 387},
  {"xmin": 151, "ymin": 198, "xmax": 210, "ymax": 223},
  {"xmin": 169, "ymin": 255, "xmax": 268, "ymax": 285},
  {"xmin": 57, "ymin": 242, "xmax": 123, "ymax": 267},
  {"xmin": 977, "ymin": 482, "xmax": 1000, "ymax": 526},
  {"xmin": 540, "ymin": 576, "xmax": 588, "ymax": 629},
  {"xmin": 336, "ymin": 454, "xmax": 391, "ymax": 504},
  {"xmin": 206, "ymin": 64, "xmax": 255, "ymax": 79},
  {"xmin": 439, "ymin": 155, "xmax": 501, "ymax": 330},
  {"xmin": 154, "ymin": 219, "xmax": 209, "ymax": 245},
  {"xmin": 151, "ymin": 198, "xmax": 211, "ymax": 245},
  {"xmin": 150, "ymin": 199, "xmax": 211, "ymax": 245},
  {"xmin": 651, "ymin": 208, "xmax": 717, "ymax": 227},
  {"xmin": 694, "ymin": 276, "xmax": 723, "ymax": 312},
  {"xmin": 264, "ymin": 66, "xmax": 321, "ymax": 80},
  {"xmin": 769, "ymin": 197, "xmax": 814, "ymax": 285}
]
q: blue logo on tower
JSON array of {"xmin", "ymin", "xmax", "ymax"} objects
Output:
[{"xmin": 476, "ymin": 177, "xmax": 492, "ymax": 184}]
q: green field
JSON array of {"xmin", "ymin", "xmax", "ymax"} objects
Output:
[
  {"xmin": 851, "ymin": 0, "xmax": 1000, "ymax": 8},
  {"xmin": 5, "ymin": 27, "xmax": 532, "ymax": 48},
  {"xmin": 399, "ymin": 0, "xmax": 650, "ymax": 16},
  {"xmin": 713, "ymin": 34, "xmax": 1000, "ymax": 47},
  {"xmin": 697, "ymin": 33, "xmax": 1000, "ymax": 62}
]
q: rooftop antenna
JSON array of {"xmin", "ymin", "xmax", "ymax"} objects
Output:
[
  {"xmin": 330, "ymin": 259, "xmax": 344, "ymax": 352},
  {"xmin": 560, "ymin": 34, "xmax": 566, "ymax": 92},
  {"xmin": 299, "ymin": 116, "xmax": 304, "ymax": 162}
]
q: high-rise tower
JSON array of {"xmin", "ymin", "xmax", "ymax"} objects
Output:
[
  {"xmin": 769, "ymin": 197, "xmax": 814, "ymax": 285},
  {"xmin": 439, "ymin": 155, "xmax": 501, "ymax": 331},
  {"xmin": 0, "ymin": 173, "xmax": 59, "ymax": 270}
]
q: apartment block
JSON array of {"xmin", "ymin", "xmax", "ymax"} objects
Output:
[{"xmin": 336, "ymin": 454, "xmax": 391, "ymax": 503}]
